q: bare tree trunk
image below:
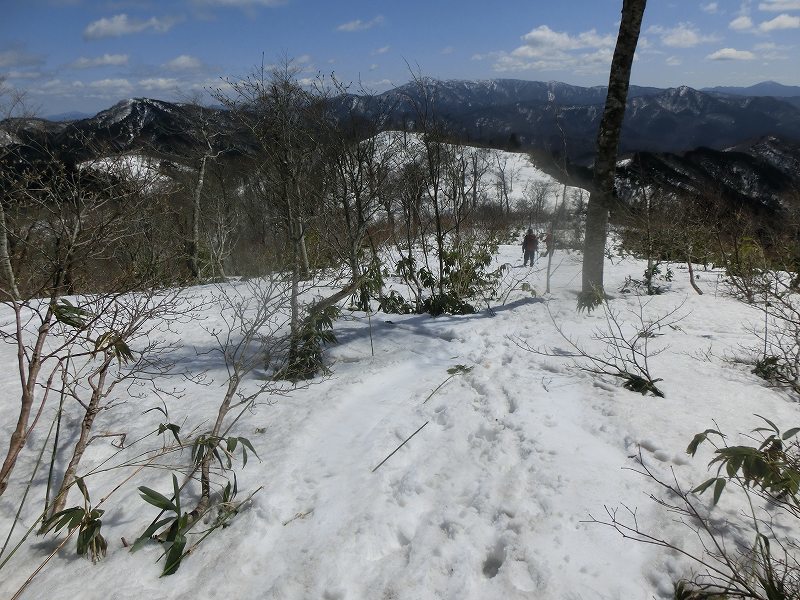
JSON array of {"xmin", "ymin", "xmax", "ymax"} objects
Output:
[
  {"xmin": 494, "ymin": 153, "xmax": 512, "ymax": 215},
  {"xmin": 196, "ymin": 373, "xmax": 238, "ymax": 515},
  {"xmin": 639, "ymin": 179, "xmax": 655, "ymax": 295},
  {"xmin": 299, "ymin": 222, "xmax": 310, "ymax": 277},
  {"xmin": 0, "ymin": 306, "xmax": 52, "ymax": 497},
  {"xmin": 291, "ymin": 179, "xmax": 311, "ymax": 278},
  {"xmin": 431, "ymin": 184, "xmax": 445, "ymax": 296},
  {"xmin": 189, "ymin": 155, "xmax": 208, "ymax": 281},
  {"xmin": 288, "ymin": 231, "xmax": 302, "ymax": 368},
  {"xmin": 687, "ymin": 258, "xmax": 703, "ymax": 295},
  {"xmin": 0, "ymin": 201, "xmax": 20, "ymax": 300},
  {"xmin": 49, "ymin": 357, "xmax": 112, "ymax": 515},
  {"xmin": 0, "ymin": 391, "xmax": 36, "ymax": 497},
  {"xmin": 581, "ymin": 0, "xmax": 647, "ymax": 300},
  {"xmin": 470, "ymin": 154, "xmax": 480, "ymax": 210}
]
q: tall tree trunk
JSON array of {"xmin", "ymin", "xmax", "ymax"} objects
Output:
[
  {"xmin": 432, "ymin": 186, "xmax": 445, "ymax": 296},
  {"xmin": 291, "ymin": 180, "xmax": 310, "ymax": 278},
  {"xmin": 189, "ymin": 155, "xmax": 208, "ymax": 281},
  {"xmin": 288, "ymin": 236, "xmax": 302, "ymax": 366},
  {"xmin": 581, "ymin": 0, "xmax": 647, "ymax": 300},
  {"xmin": 299, "ymin": 225, "xmax": 310, "ymax": 278},
  {"xmin": 0, "ymin": 200, "xmax": 20, "ymax": 301}
]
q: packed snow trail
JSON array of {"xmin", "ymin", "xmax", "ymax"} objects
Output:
[{"xmin": 2, "ymin": 246, "xmax": 799, "ymax": 599}]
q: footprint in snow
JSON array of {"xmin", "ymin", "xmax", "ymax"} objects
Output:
[{"xmin": 482, "ymin": 540, "xmax": 507, "ymax": 579}]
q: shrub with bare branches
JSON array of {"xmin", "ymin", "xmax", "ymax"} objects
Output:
[{"xmin": 522, "ymin": 297, "xmax": 686, "ymax": 397}]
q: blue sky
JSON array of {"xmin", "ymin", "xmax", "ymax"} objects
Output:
[{"xmin": 2, "ymin": 0, "xmax": 799, "ymax": 115}]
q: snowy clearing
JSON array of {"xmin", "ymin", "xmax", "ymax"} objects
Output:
[
  {"xmin": 376, "ymin": 131, "xmax": 585, "ymax": 211},
  {"xmin": 80, "ymin": 153, "xmax": 171, "ymax": 191}
]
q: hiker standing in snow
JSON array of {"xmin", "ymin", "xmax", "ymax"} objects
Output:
[{"xmin": 522, "ymin": 228, "xmax": 538, "ymax": 266}]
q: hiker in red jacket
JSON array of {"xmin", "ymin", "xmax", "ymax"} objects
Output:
[{"xmin": 522, "ymin": 228, "xmax": 538, "ymax": 266}]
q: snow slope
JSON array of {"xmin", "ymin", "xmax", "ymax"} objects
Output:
[
  {"xmin": 81, "ymin": 152, "xmax": 171, "ymax": 192},
  {"xmin": 376, "ymin": 131, "xmax": 585, "ymax": 211},
  {"xmin": 1, "ymin": 247, "xmax": 799, "ymax": 599},
  {"xmin": 495, "ymin": 151, "xmax": 586, "ymax": 209}
]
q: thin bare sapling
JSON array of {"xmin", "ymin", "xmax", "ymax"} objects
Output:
[
  {"xmin": 133, "ymin": 276, "xmax": 296, "ymax": 575},
  {"xmin": 521, "ymin": 297, "xmax": 686, "ymax": 397},
  {"xmin": 46, "ymin": 287, "xmax": 190, "ymax": 517}
]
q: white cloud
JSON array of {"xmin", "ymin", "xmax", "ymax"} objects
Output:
[
  {"xmin": 164, "ymin": 54, "xmax": 202, "ymax": 70},
  {"xmin": 7, "ymin": 70, "xmax": 42, "ymax": 79},
  {"xmin": 336, "ymin": 15, "xmax": 384, "ymax": 32},
  {"xmin": 494, "ymin": 48, "xmax": 612, "ymax": 74},
  {"xmin": 706, "ymin": 47, "xmax": 757, "ymax": 59},
  {"xmin": 729, "ymin": 15, "xmax": 754, "ymax": 28},
  {"xmin": 758, "ymin": 1, "xmax": 800, "ymax": 11},
  {"xmin": 647, "ymin": 23, "xmax": 720, "ymax": 47},
  {"xmin": 368, "ymin": 78, "xmax": 393, "ymax": 88},
  {"xmin": 139, "ymin": 77, "xmax": 179, "ymax": 91},
  {"xmin": 701, "ymin": 2, "xmax": 719, "ymax": 13},
  {"xmin": 519, "ymin": 25, "xmax": 615, "ymax": 52},
  {"xmin": 753, "ymin": 41, "xmax": 791, "ymax": 58},
  {"xmin": 84, "ymin": 14, "xmax": 181, "ymax": 40},
  {"xmin": 580, "ymin": 48, "xmax": 614, "ymax": 64},
  {"xmin": 69, "ymin": 53, "xmax": 129, "ymax": 69},
  {"xmin": 441, "ymin": 46, "xmax": 454, "ymax": 55},
  {"xmin": 472, "ymin": 51, "xmax": 502, "ymax": 62},
  {"xmin": 27, "ymin": 78, "xmax": 91, "ymax": 101},
  {"xmin": 666, "ymin": 55, "xmax": 682, "ymax": 65},
  {"xmin": 41, "ymin": 79, "xmax": 66, "ymax": 91},
  {"xmin": 759, "ymin": 12, "xmax": 800, "ymax": 29},
  {"xmin": 37, "ymin": 79, "xmax": 85, "ymax": 92},
  {"xmin": 489, "ymin": 24, "xmax": 618, "ymax": 74},
  {"xmin": 88, "ymin": 78, "xmax": 134, "ymax": 92},
  {"xmin": 0, "ymin": 48, "xmax": 44, "ymax": 68},
  {"xmin": 373, "ymin": 46, "xmax": 390, "ymax": 55}
]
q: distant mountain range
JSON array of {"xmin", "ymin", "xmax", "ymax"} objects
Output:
[
  {"xmin": 701, "ymin": 80, "xmax": 800, "ymax": 99},
  {"xmin": 344, "ymin": 79, "xmax": 800, "ymax": 164},
  {"xmin": 3, "ymin": 79, "xmax": 800, "ymax": 216},
  {"xmin": 8, "ymin": 78, "xmax": 799, "ymax": 163}
]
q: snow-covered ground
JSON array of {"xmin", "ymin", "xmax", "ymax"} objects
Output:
[
  {"xmin": 377, "ymin": 131, "xmax": 585, "ymax": 212},
  {"xmin": 2, "ymin": 244, "xmax": 799, "ymax": 599},
  {"xmin": 495, "ymin": 150, "xmax": 586, "ymax": 209},
  {"xmin": 81, "ymin": 153, "xmax": 171, "ymax": 191}
]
